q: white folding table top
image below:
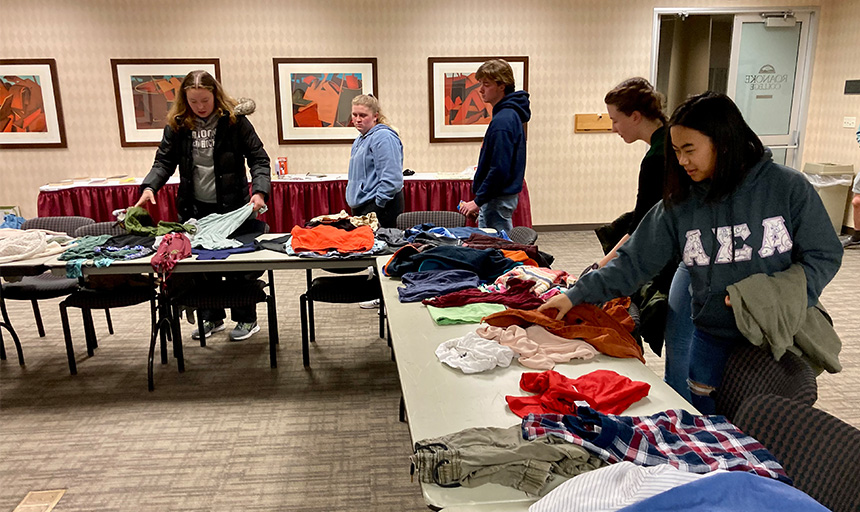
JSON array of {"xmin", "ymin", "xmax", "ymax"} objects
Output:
[{"xmin": 44, "ymin": 234, "xmax": 377, "ymax": 275}]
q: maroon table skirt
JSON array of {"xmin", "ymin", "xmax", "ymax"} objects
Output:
[{"xmin": 37, "ymin": 179, "xmax": 532, "ymax": 231}]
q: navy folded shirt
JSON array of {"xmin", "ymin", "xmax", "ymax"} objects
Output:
[{"xmin": 397, "ymin": 269, "xmax": 480, "ymax": 303}]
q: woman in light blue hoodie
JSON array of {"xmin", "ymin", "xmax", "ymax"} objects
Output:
[
  {"xmin": 346, "ymin": 94, "xmax": 404, "ymax": 228},
  {"xmin": 539, "ymin": 92, "xmax": 842, "ymax": 414}
]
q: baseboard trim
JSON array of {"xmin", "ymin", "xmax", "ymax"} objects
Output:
[{"xmin": 532, "ymin": 223, "xmax": 603, "ymax": 232}]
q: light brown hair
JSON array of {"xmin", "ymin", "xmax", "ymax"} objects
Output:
[
  {"xmin": 167, "ymin": 70, "xmax": 238, "ymax": 131},
  {"xmin": 476, "ymin": 59, "xmax": 515, "ymax": 95}
]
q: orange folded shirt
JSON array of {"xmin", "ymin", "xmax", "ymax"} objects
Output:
[
  {"xmin": 500, "ymin": 249, "xmax": 539, "ymax": 267},
  {"xmin": 290, "ymin": 224, "xmax": 375, "ymax": 254},
  {"xmin": 482, "ymin": 297, "xmax": 644, "ymax": 362}
]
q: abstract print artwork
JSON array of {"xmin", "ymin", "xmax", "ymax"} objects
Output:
[
  {"xmin": 290, "ymin": 73, "xmax": 363, "ymax": 128},
  {"xmin": 128, "ymin": 74, "xmax": 185, "ymax": 130},
  {"xmin": 111, "ymin": 59, "xmax": 220, "ymax": 147},
  {"xmin": 428, "ymin": 57, "xmax": 528, "ymax": 143},
  {"xmin": 274, "ymin": 58, "xmax": 377, "ymax": 144},
  {"xmin": 0, "ymin": 59, "xmax": 66, "ymax": 148},
  {"xmin": 443, "ymin": 71, "xmax": 492, "ymax": 127}
]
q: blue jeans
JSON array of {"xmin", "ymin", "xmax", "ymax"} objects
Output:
[
  {"xmin": 688, "ymin": 328, "xmax": 744, "ymax": 414},
  {"xmin": 478, "ymin": 194, "xmax": 519, "ymax": 233},
  {"xmin": 663, "ymin": 265, "xmax": 694, "ymax": 402}
]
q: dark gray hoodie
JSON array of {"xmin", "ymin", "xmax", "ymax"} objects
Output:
[{"xmin": 566, "ymin": 150, "xmax": 843, "ymax": 339}]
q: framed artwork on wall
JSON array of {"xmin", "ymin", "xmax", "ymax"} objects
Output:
[
  {"xmin": 111, "ymin": 58, "xmax": 221, "ymax": 147},
  {"xmin": 427, "ymin": 56, "xmax": 529, "ymax": 143},
  {"xmin": 273, "ymin": 58, "xmax": 378, "ymax": 144},
  {"xmin": 0, "ymin": 59, "xmax": 67, "ymax": 149}
]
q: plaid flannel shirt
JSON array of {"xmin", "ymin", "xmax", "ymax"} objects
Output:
[{"xmin": 522, "ymin": 408, "xmax": 790, "ymax": 484}]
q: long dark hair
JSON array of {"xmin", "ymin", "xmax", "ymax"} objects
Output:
[{"xmin": 664, "ymin": 92, "xmax": 764, "ymax": 206}]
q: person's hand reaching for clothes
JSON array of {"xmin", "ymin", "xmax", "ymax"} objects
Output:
[
  {"xmin": 537, "ymin": 293, "xmax": 574, "ymax": 321},
  {"xmin": 134, "ymin": 188, "xmax": 156, "ymax": 208}
]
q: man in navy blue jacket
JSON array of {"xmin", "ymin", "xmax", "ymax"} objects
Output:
[{"xmin": 459, "ymin": 59, "xmax": 531, "ymax": 233}]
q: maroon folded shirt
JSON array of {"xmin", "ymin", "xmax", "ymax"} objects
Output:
[{"xmin": 422, "ymin": 278, "xmax": 544, "ymax": 309}]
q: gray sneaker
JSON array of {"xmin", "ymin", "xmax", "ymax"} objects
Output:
[
  {"xmin": 230, "ymin": 321, "xmax": 260, "ymax": 341},
  {"xmin": 359, "ymin": 298, "xmax": 380, "ymax": 309},
  {"xmin": 842, "ymin": 236, "xmax": 860, "ymax": 249},
  {"xmin": 191, "ymin": 320, "xmax": 225, "ymax": 340}
]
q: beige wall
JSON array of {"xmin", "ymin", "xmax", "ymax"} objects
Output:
[
  {"xmin": 803, "ymin": 0, "xmax": 860, "ymax": 228},
  {"xmin": 3, "ymin": 0, "xmax": 857, "ymax": 226}
]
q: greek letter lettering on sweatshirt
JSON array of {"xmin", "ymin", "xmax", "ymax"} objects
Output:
[
  {"xmin": 473, "ymin": 90, "xmax": 531, "ymax": 206},
  {"xmin": 346, "ymin": 124, "xmax": 404, "ymax": 208},
  {"xmin": 565, "ymin": 151, "xmax": 843, "ymax": 339}
]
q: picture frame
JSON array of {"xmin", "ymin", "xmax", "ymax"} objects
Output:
[
  {"xmin": 428, "ymin": 56, "xmax": 529, "ymax": 143},
  {"xmin": 0, "ymin": 59, "xmax": 67, "ymax": 149},
  {"xmin": 111, "ymin": 58, "xmax": 221, "ymax": 147},
  {"xmin": 273, "ymin": 58, "xmax": 378, "ymax": 144}
]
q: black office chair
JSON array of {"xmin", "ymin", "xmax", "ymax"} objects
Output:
[
  {"xmin": 74, "ymin": 221, "xmax": 126, "ymax": 238},
  {"xmin": 69, "ymin": 221, "xmax": 129, "ymax": 336},
  {"xmin": 713, "ymin": 343, "xmax": 818, "ymax": 422},
  {"xmin": 734, "ymin": 394, "xmax": 860, "ymax": 512},
  {"xmin": 170, "ymin": 269, "xmax": 279, "ymax": 369},
  {"xmin": 1, "ymin": 216, "xmax": 94, "ymax": 365},
  {"xmin": 170, "ymin": 222, "xmax": 279, "ymax": 372},
  {"xmin": 508, "ymin": 226, "xmax": 538, "ymax": 245},
  {"xmin": 299, "ymin": 269, "xmax": 383, "ymax": 368},
  {"xmin": 58, "ymin": 222, "xmax": 158, "ymax": 375},
  {"xmin": 395, "ymin": 211, "xmax": 466, "ymax": 231}
]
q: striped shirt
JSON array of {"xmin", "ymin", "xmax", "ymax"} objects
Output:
[{"xmin": 529, "ymin": 461, "xmax": 717, "ymax": 512}]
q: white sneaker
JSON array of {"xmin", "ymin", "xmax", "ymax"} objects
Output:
[{"xmin": 359, "ymin": 299, "xmax": 380, "ymax": 309}]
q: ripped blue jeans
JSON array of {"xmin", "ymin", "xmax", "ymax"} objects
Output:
[
  {"xmin": 688, "ymin": 328, "xmax": 745, "ymax": 414},
  {"xmin": 663, "ymin": 265, "xmax": 694, "ymax": 402}
]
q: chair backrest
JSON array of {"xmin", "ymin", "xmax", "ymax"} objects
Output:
[
  {"xmin": 714, "ymin": 343, "xmax": 817, "ymax": 422},
  {"xmin": 395, "ymin": 211, "xmax": 466, "ymax": 230},
  {"xmin": 734, "ymin": 394, "xmax": 860, "ymax": 512},
  {"xmin": 508, "ymin": 226, "xmax": 538, "ymax": 245},
  {"xmin": 74, "ymin": 221, "xmax": 127, "ymax": 238},
  {"xmin": 22, "ymin": 216, "xmax": 94, "ymax": 236}
]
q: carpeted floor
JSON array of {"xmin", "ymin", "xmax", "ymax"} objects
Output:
[{"xmin": 1, "ymin": 230, "xmax": 857, "ymax": 511}]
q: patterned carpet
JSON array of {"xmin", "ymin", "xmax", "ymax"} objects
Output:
[{"xmin": 1, "ymin": 230, "xmax": 857, "ymax": 511}]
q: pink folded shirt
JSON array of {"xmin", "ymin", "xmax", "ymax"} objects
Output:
[{"xmin": 477, "ymin": 324, "xmax": 599, "ymax": 370}]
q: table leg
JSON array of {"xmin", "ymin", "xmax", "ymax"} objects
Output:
[
  {"xmin": 0, "ymin": 287, "xmax": 25, "ymax": 365},
  {"xmin": 148, "ymin": 285, "xmax": 182, "ymax": 391},
  {"xmin": 159, "ymin": 300, "xmax": 169, "ymax": 365}
]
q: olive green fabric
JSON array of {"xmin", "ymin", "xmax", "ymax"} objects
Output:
[
  {"xmin": 411, "ymin": 424, "xmax": 605, "ymax": 496},
  {"xmin": 124, "ymin": 206, "xmax": 195, "ymax": 237},
  {"xmin": 727, "ymin": 264, "xmax": 842, "ymax": 374}
]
